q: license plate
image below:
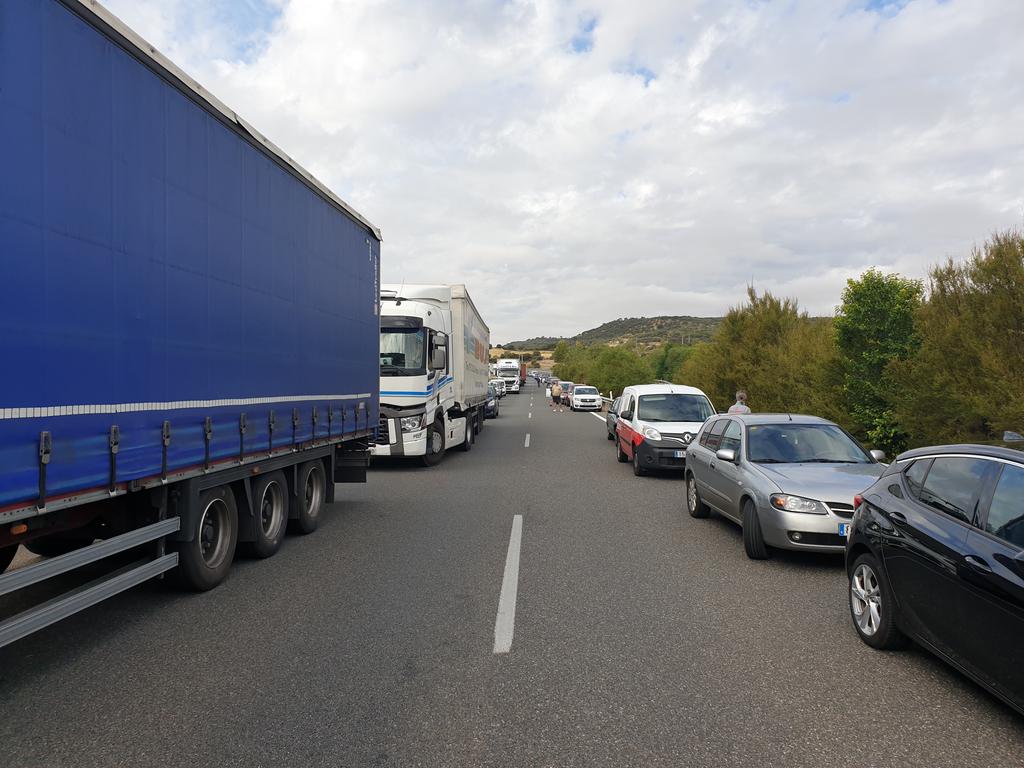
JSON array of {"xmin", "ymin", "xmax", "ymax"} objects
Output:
[
  {"xmin": 838, "ymin": 523, "xmax": 851, "ymax": 537},
  {"xmin": 673, "ymin": 450, "xmax": 685, "ymax": 458}
]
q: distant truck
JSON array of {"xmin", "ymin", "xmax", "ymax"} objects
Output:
[
  {"xmin": 374, "ymin": 285, "xmax": 490, "ymax": 465},
  {"xmin": 0, "ymin": 0, "xmax": 380, "ymax": 647},
  {"xmin": 496, "ymin": 359, "xmax": 523, "ymax": 394}
]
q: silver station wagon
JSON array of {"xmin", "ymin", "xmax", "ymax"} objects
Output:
[{"xmin": 685, "ymin": 414, "xmax": 886, "ymax": 559}]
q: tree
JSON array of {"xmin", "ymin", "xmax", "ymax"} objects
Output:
[
  {"xmin": 647, "ymin": 343, "xmax": 693, "ymax": 380},
  {"xmin": 587, "ymin": 347, "xmax": 652, "ymax": 396},
  {"xmin": 889, "ymin": 230, "xmax": 1024, "ymax": 444},
  {"xmin": 833, "ymin": 269, "xmax": 923, "ymax": 453}
]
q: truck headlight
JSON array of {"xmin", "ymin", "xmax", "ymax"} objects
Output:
[
  {"xmin": 770, "ymin": 494, "xmax": 825, "ymax": 514},
  {"xmin": 642, "ymin": 426, "xmax": 662, "ymax": 441},
  {"xmin": 400, "ymin": 415, "xmax": 425, "ymax": 432}
]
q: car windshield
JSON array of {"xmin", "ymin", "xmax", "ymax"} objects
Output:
[
  {"xmin": 636, "ymin": 394, "xmax": 714, "ymax": 422},
  {"xmin": 380, "ymin": 328, "xmax": 426, "ymax": 376},
  {"xmin": 747, "ymin": 424, "xmax": 871, "ymax": 464},
  {"xmin": 574, "ymin": 387, "xmax": 598, "ymax": 395}
]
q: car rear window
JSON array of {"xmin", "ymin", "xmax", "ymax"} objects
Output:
[{"xmin": 918, "ymin": 457, "xmax": 991, "ymax": 524}]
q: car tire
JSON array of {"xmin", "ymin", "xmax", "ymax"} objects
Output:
[
  {"xmin": 742, "ymin": 499, "xmax": 769, "ymax": 560},
  {"xmin": 173, "ymin": 484, "xmax": 238, "ymax": 591},
  {"xmin": 459, "ymin": 418, "xmax": 473, "ymax": 452},
  {"xmin": 632, "ymin": 447, "xmax": 647, "ymax": 477},
  {"xmin": 421, "ymin": 420, "xmax": 445, "ymax": 467},
  {"xmin": 616, "ymin": 436, "xmax": 628, "ymax": 463},
  {"xmin": 290, "ymin": 460, "xmax": 327, "ymax": 535},
  {"xmin": 686, "ymin": 473, "xmax": 710, "ymax": 518},
  {"xmin": 241, "ymin": 470, "xmax": 288, "ymax": 558},
  {"xmin": 849, "ymin": 553, "xmax": 908, "ymax": 650},
  {"xmin": 607, "ymin": 427, "xmax": 615, "ymax": 441}
]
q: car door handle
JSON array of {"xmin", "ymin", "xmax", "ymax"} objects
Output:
[
  {"xmin": 965, "ymin": 555, "xmax": 993, "ymax": 574},
  {"xmin": 888, "ymin": 511, "xmax": 907, "ymax": 524},
  {"xmin": 709, "ymin": 462, "xmax": 716, "ymax": 469}
]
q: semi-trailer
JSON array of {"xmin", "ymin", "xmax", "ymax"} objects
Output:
[
  {"xmin": 0, "ymin": 0, "xmax": 381, "ymax": 647},
  {"xmin": 374, "ymin": 285, "xmax": 490, "ymax": 465},
  {"xmin": 495, "ymin": 358, "xmax": 522, "ymax": 393}
]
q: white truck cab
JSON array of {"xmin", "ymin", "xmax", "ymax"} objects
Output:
[{"xmin": 374, "ymin": 284, "xmax": 490, "ymax": 465}]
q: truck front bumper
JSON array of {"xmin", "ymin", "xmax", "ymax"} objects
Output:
[{"xmin": 370, "ymin": 417, "xmax": 428, "ymax": 457}]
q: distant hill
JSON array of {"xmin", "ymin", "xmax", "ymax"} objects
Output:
[{"xmin": 502, "ymin": 316, "xmax": 722, "ymax": 351}]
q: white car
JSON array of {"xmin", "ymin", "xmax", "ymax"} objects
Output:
[
  {"xmin": 570, "ymin": 385, "xmax": 602, "ymax": 411},
  {"xmin": 489, "ymin": 378, "xmax": 507, "ymax": 397},
  {"xmin": 613, "ymin": 383, "xmax": 716, "ymax": 476}
]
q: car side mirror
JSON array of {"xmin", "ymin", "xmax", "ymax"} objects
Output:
[
  {"xmin": 620, "ymin": 410, "xmax": 633, "ymax": 420},
  {"xmin": 715, "ymin": 448, "xmax": 737, "ymax": 463},
  {"xmin": 431, "ymin": 347, "xmax": 447, "ymax": 370},
  {"xmin": 869, "ymin": 449, "xmax": 886, "ymax": 463}
]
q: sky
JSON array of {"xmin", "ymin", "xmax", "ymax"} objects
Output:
[{"xmin": 102, "ymin": 0, "xmax": 1024, "ymax": 343}]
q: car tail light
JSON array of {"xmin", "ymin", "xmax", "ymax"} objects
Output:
[{"xmin": 853, "ymin": 494, "xmax": 863, "ymax": 509}]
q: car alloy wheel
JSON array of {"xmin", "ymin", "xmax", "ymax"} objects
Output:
[{"xmin": 851, "ymin": 563, "xmax": 882, "ymax": 637}]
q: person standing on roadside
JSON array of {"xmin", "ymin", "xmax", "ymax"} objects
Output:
[
  {"xmin": 550, "ymin": 381, "xmax": 562, "ymax": 409},
  {"xmin": 728, "ymin": 390, "xmax": 751, "ymax": 414}
]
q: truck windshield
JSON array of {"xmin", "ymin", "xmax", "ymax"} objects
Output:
[
  {"xmin": 637, "ymin": 394, "xmax": 714, "ymax": 422},
  {"xmin": 498, "ymin": 371, "xmax": 518, "ymax": 379},
  {"xmin": 380, "ymin": 328, "xmax": 426, "ymax": 376}
]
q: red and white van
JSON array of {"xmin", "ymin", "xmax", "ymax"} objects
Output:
[{"xmin": 614, "ymin": 384, "xmax": 716, "ymax": 476}]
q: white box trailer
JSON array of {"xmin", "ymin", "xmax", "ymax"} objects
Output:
[{"xmin": 374, "ymin": 284, "xmax": 491, "ymax": 465}]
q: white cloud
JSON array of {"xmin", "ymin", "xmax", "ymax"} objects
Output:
[{"xmin": 103, "ymin": 0, "xmax": 1024, "ymax": 342}]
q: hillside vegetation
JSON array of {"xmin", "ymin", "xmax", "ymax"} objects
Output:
[{"xmin": 503, "ymin": 315, "xmax": 721, "ymax": 351}]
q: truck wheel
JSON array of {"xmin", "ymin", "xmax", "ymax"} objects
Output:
[
  {"xmin": 23, "ymin": 535, "xmax": 93, "ymax": 558},
  {"xmin": 421, "ymin": 421, "xmax": 445, "ymax": 467},
  {"xmin": 459, "ymin": 418, "xmax": 474, "ymax": 451},
  {"xmin": 0, "ymin": 545, "xmax": 17, "ymax": 573},
  {"xmin": 242, "ymin": 470, "xmax": 288, "ymax": 558},
  {"xmin": 290, "ymin": 460, "xmax": 326, "ymax": 535},
  {"xmin": 174, "ymin": 485, "xmax": 238, "ymax": 591},
  {"xmin": 474, "ymin": 411, "xmax": 483, "ymax": 435}
]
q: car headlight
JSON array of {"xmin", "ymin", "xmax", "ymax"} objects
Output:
[
  {"xmin": 770, "ymin": 494, "xmax": 825, "ymax": 514},
  {"xmin": 642, "ymin": 426, "xmax": 662, "ymax": 441},
  {"xmin": 400, "ymin": 415, "xmax": 425, "ymax": 432}
]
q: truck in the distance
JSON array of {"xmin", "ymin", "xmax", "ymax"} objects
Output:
[
  {"xmin": 495, "ymin": 358, "xmax": 523, "ymax": 393},
  {"xmin": 374, "ymin": 285, "xmax": 490, "ymax": 465},
  {"xmin": 0, "ymin": 0, "xmax": 380, "ymax": 647}
]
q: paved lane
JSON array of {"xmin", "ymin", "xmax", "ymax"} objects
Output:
[{"xmin": 2, "ymin": 385, "xmax": 1023, "ymax": 767}]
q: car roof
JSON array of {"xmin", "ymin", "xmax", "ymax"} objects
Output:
[
  {"xmin": 723, "ymin": 413, "xmax": 837, "ymax": 426},
  {"xmin": 623, "ymin": 383, "xmax": 708, "ymax": 396},
  {"xmin": 896, "ymin": 443, "xmax": 1024, "ymax": 463}
]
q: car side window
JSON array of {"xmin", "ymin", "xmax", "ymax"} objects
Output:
[
  {"xmin": 985, "ymin": 464, "xmax": 1024, "ymax": 548},
  {"xmin": 720, "ymin": 420, "xmax": 742, "ymax": 453},
  {"xmin": 699, "ymin": 419, "xmax": 716, "ymax": 447},
  {"xmin": 620, "ymin": 395, "xmax": 634, "ymax": 419},
  {"xmin": 705, "ymin": 419, "xmax": 729, "ymax": 452},
  {"xmin": 610, "ymin": 397, "xmax": 620, "ymax": 415},
  {"xmin": 917, "ymin": 457, "xmax": 991, "ymax": 524},
  {"xmin": 903, "ymin": 459, "xmax": 931, "ymax": 499}
]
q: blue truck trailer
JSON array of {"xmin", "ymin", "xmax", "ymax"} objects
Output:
[{"xmin": 0, "ymin": 0, "xmax": 381, "ymax": 646}]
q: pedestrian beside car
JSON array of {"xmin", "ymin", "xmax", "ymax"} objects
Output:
[
  {"xmin": 728, "ymin": 390, "xmax": 751, "ymax": 414},
  {"xmin": 551, "ymin": 382, "xmax": 562, "ymax": 410}
]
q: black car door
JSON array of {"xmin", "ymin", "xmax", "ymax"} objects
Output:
[
  {"xmin": 880, "ymin": 456, "xmax": 992, "ymax": 660},
  {"xmin": 957, "ymin": 462, "xmax": 1024, "ymax": 709}
]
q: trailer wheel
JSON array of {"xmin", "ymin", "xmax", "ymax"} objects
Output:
[
  {"xmin": 421, "ymin": 420, "xmax": 445, "ymax": 467},
  {"xmin": 290, "ymin": 460, "xmax": 326, "ymax": 535},
  {"xmin": 174, "ymin": 485, "xmax": 238, "ymax": 591},
  {"xmin": 0, "ymin": 545, "xmax": 17, "ymax": 573},
  {"xmin": 242, "ymin": 471, "xmax": 288, "ymax": 558},
  {"xmin": 23, "ymin": 535, "xmax": 93, "ymax": 558}
]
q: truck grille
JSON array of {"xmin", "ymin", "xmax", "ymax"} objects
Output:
[{"xmin": 374, "ymin": 415, "xmax": 390, "ymax": 445}]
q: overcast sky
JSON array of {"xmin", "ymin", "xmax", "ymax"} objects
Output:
[{"xmin": 103, "ymin": 0, "xmax": 1024, "ymax": 343}]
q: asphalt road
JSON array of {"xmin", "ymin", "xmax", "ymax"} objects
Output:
[{"xmin": 2, "ymin": 386, "xmax": 1023, "ymax": 767}]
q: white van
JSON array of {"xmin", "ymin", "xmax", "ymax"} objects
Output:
[{"xmin": 612, "ymin": 383, "xmax": 716, "ymax": 476}]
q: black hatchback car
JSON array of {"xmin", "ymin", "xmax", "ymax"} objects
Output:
[{"xmin": 846, "ymin": 444, "xmax": 1024, "ymax": 714}]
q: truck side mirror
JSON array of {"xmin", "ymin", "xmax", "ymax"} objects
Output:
[{"xmin": 431, "ymin": 347, "xmax": 447, "ymax": 371}]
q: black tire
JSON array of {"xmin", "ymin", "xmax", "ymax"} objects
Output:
[
  {"xmin": 291, "ymin": 460, "xmax": 327, "ymax": 535},
  {"xmin": 849, "ymin": 552, "xmax": 908, "ymax": 650},
  {"xmin": 173, "ymin": 485, "xmax": 238, "ymax": 591},
  {"xmin": 607, "ymin": 427, "xmax": 615, "ymax": 441},
  {"xmin": 686, "ymin": 473, "xmax": 710, "ymax": 518},
  {"xmin": 632, "ymin": 448, "xmax": 647, "ymax": 476},
  {"xmin": 0, "ymin": 545, "xmax": 17, "ymax": 573},
  {"xmin": 742, "ymin": 499, "xmax": 769, "ymax": 560},
  {"xmin": 23, "ymin": 534, "xmax": 92, "ymax": 558},
  {"xmin": 616, "ymin": 436, "xmax": 628, "ymax": 463},
  {"xmin": 241, "ymin": 470, "xmax": 288, "ymax": 558},
  {"xmin": 459, "ymin": 417, "xmax": 473, "ymax": 452},
  {"xmin": 421, "ymin": 420, "xmax": 445, "ymax": 467},
  {"xmin": 474, "ymin": 411, "xmax": 483, "ymax": 435}
]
